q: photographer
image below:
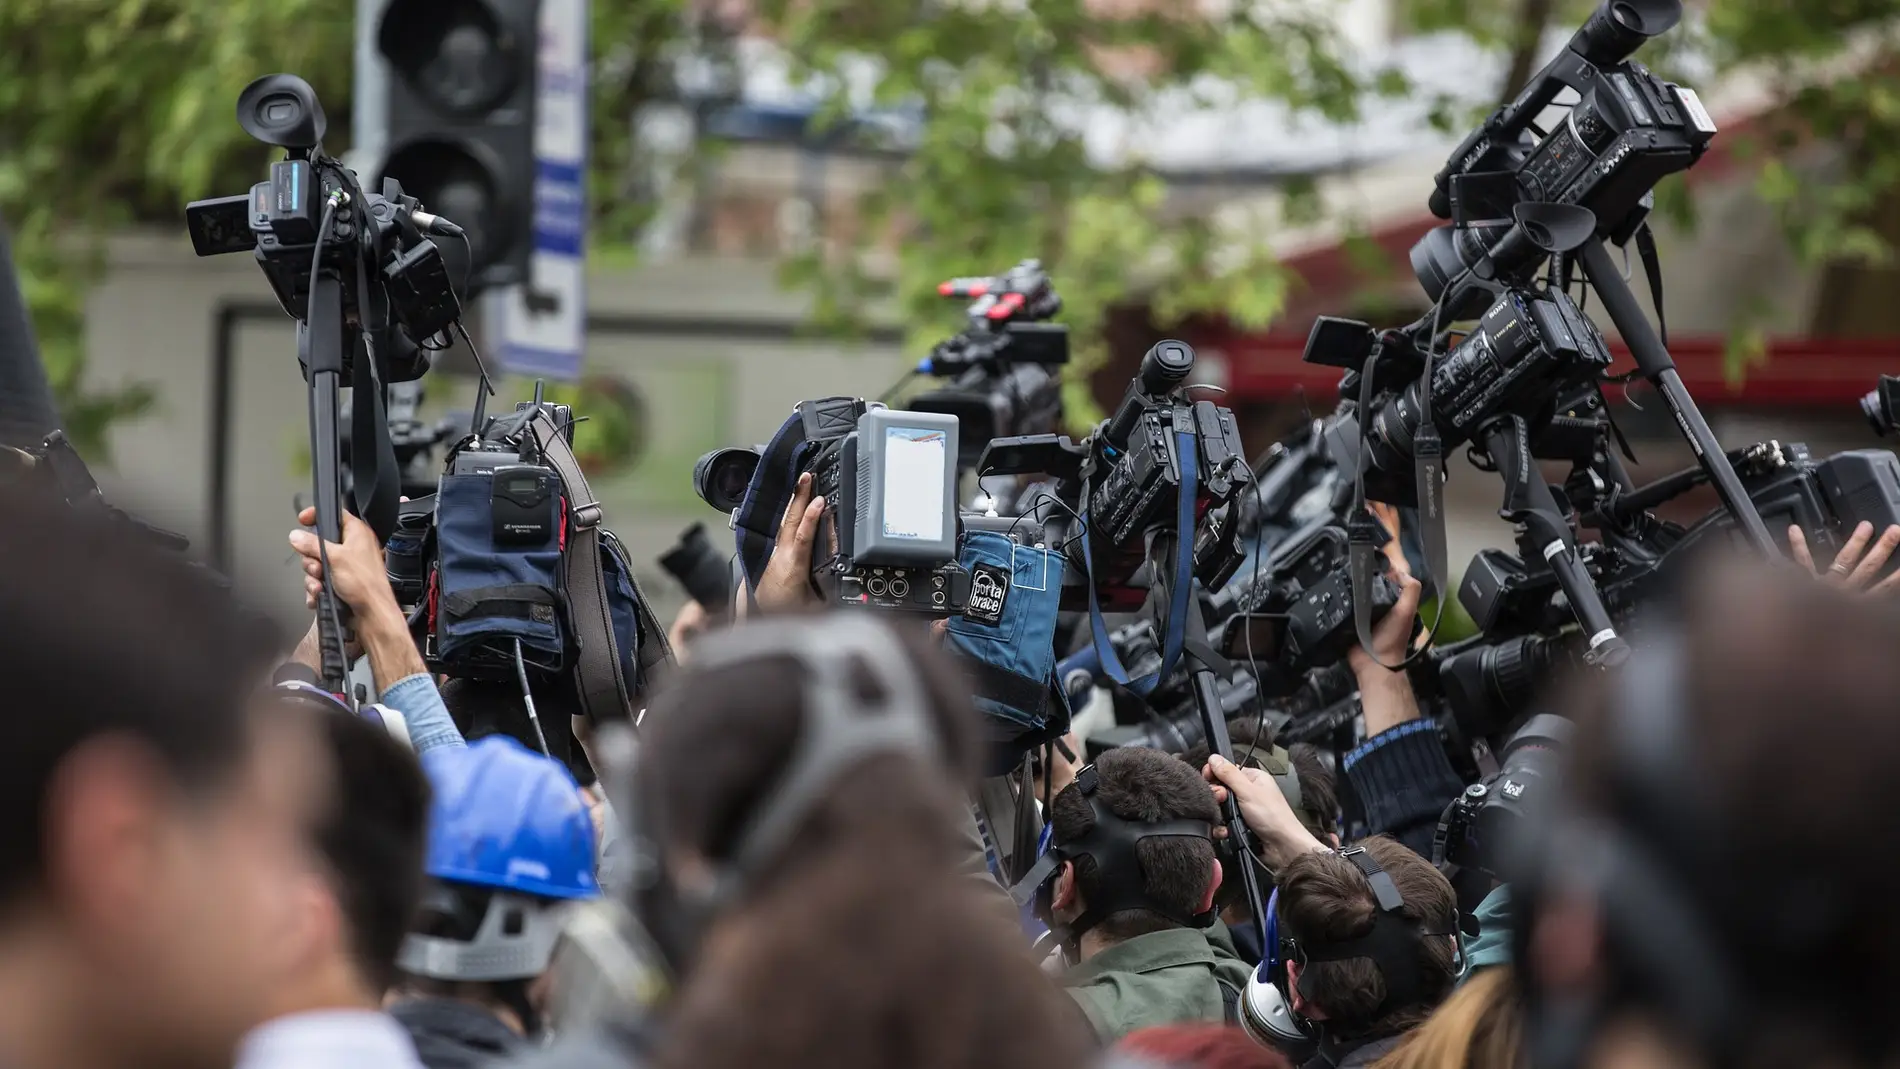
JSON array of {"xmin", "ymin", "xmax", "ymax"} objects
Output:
[
  {"xmin": 288, "ymin": 506, "xmax": 464, "ymax": 754},
  {"xmin": 238, "ymin": 700, "xmax": 433, "ymax": 1069},
  {"xmin": 390, "ymin": 737, "xmax": 599, "ymax": 1068},
  {"xmin": 1042, "ymin": 747, "xmax": 1253, "ymax": 1041},
  {"xmin": 0, "ymin": 484, "xmax": 322, "ymax": 1069},
  {"xmin": 1515, "ymin": 557, "xmax": 1900, "ymax": 1069},
  {"xmin": 1272, "ymin": 837, "xmax": 1461, "ymax": 1067}
]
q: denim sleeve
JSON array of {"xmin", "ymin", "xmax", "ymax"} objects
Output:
[
  {"xmin": 379, "ymin": 673, "xmax": 466, "ymax": 755},
  {"xmin": 1342, "ymin": 719, "xmax": 1465, "ymax": 858}
]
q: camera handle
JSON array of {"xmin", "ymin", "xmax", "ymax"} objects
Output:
[
  {"xmin": 1482, "ymin": 417, "xmax": 1630, "ymax": 669},
  {"xmin": 302, "ymin": 274, "xmax": 354, "ymax": 697},
  {"xmin": 1177, "ymin": 589, "xmax": 1272, "ymax": 951},
  {"xmin": 1575, "ymin": 238, "xmax": 1778, "ymax": 557}
]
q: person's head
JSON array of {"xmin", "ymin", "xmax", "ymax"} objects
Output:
[
  {"xmin": 1523, "ymin": 556, "xmax": 1900, "ymax": 1069},
  {"xmin": 1047, "ymin": 746, "xmax": 1222, "ymax": 947},
  {"xmin": 398, "ymin": 736, "xmax": 598, "ymax": 1035},
  {"xmin": 1370, "ymin": 968, "xmax": 1520, "ymax": 1069},
  {"xmin": 438, "ymin": 676, "xmax": 595, "ymax": 787},
  {"xmin": 1120, "ymin": 1024, "xmax": 1296, "ymax": 1069},
  {"xmin": 1278, "ymin": 836, "xmax": 1459, "ymax": 1043},
  {"xmin": 636, "ymin": 613, "xmax": 1094, "ymax": 1069},
  {"xmin": 0, "ymin": 486, "xmax": 320, "ymax": 1069},
  {"xmin": 1182, "ymin": 720, "xmax": 1338, "ymax": 842},
  {"xmin": 273, "ymin": 701, "xmax": 432, "ymax": 1012}
]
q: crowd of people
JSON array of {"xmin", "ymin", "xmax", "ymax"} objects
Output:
[{"xmin": 9, "ymin": 428, "xmax": 1900, "ymax": 1069}]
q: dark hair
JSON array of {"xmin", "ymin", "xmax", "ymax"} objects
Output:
[
  {"xmin": 1554, "ymin": 557, "xmax": 1900, "ymax": 1065},
  {"xmin": 1181, "ymin": 719, "xmax": 1337, "ymax": 839},
  {"xmin": 438, "ymin": 677, "xmax": 594, "ymax": 786},
  {"xmin": 1287, "ymin": 743, "xmax": 1338, "ymax": 839},
  {"xmin": 1279, "ymin": 836, "xmax": 1458, "ymax": 1041},
  {"xmin": 1050, "ymin": 746, "xmax": 1220, "ymax": 942},
  {"xmin": 639, "ymin": 617, "xmax": 1094, "ymax": 1069},
  {"xmin": 0, "ymin": 487, "xmax": 284, "ymax": 906},
  {"xmin": 310, "ymin": 710, "xmax": 431, "ymax": 994},
  {"xmin": 1120, "ymin": 1024, "xmax": 1295, "ymax": 1069}
]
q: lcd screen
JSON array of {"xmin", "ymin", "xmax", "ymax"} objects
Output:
[{"xmin": 882, "ymin": 427, "xmax": 948, "ymax": 540}]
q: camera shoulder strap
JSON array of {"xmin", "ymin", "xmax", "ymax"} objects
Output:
[{"xmin": 529, "ymin": 413, "xmax": 670, "ymax": 722}]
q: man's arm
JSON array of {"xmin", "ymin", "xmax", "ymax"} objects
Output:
[
  {"xmin": 288, "ymin": 507, "xmax": 464, "ymax": 753},
  {"xmin": 1345, "ymin": 572, "xmax": 1466, "ymax": 857}
]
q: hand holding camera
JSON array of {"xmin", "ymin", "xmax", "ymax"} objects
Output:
[{"xmin": 755, "ymin": 472, "xmax": 827, "ymax": 613}]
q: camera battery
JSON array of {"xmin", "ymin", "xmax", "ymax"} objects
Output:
[{"xmin": 491, "ymin": 465, "xmax": 559, "ymax": 546}]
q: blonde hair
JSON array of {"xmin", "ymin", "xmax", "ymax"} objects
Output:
[{"xmin": 1373, "ymin": 968, "xmax": 1522, "ymax": 1069}]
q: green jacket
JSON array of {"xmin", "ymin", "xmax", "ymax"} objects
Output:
[{"xmin": 1063, "ymin": 927, "xmax": 1256, "ymax": 1043}]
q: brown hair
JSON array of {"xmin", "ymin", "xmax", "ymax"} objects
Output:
[
  {"xmin": 1049, "ymin": 746, "xmax": 1220, "ymax": 941},
  {"xmin": 1278, "ymin": 836, "xmax": 1458, "ymax": 1041},
  {"xmin": 640, "ymin": 616, "xmax": 1093, "ymax": 1069},
  {"xmin": 1372, "ymin": 968, "xmax": 1521, "ymax": 1069}
]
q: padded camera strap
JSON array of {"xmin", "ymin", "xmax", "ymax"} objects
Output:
[
  {"xmin": 529, "ymin": 412, "xmax": 672, "ymax": 722},
  {"xmin": 1080, "ymin": 418, "xmax": 1199, "ymax": 696}
]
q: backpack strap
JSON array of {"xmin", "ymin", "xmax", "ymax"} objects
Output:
[{"xmin": 528, "ymin": 413, "xmax": 673, "ymax": 723}]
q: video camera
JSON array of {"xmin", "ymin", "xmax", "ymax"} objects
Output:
[
  {"xmin": 1435, "ymin": 713, "xmax": 1571, "ymax": 882},
  {"xmin": 979, "ymin": 340, "xmax": 1252, "ymax": 612},
  {"xmin": 659, "ymin": 522, "xmax": 736, "ymax": 618},
  {"xmin": 1206, "ymin": 524, "xmax": 1405, "ymax": 692},
  {"xmin": 1419, "ymin": 0, "xmax": 1715, "ymax": 319},
  {"xmin": 908, "ymin": 259, "xmax": 1070, "ymax": 463},
  {"xmin": 1310, "ymin": 287, "xmax": 1615, "ymax": 508},
  {"xmin": 183, "ymin": 72, "xmax": 473, "ymax": 695}
]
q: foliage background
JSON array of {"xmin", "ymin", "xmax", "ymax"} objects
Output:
[{"xmin": 2, "ymin": 0, "xmax": 1897, "ymax": 455}]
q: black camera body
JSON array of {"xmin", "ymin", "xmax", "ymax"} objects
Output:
[
  {"xmin": 1311, "ymin": 287, "xmax": 1613, "ymax": 505},
  {"xmin": 795, "ymin": 398, "xmax": 972, "ymax": 616},
  {"xmin": 909, "ymin": 259, "xmax": 1071, "ymax": 465},
  {"xmin": 187, "ymin": 156, "xmax": 455, "ymax": 383},
  {"xmin": 979, "ymin": 341, "xmax": 1252, "ymax": 612},
  {"xmin": 1209, "ymin": 525, "xmax": 1402, "ymax": 693},
  {"xmin": 1435, "ymin": 713, "xmax": 1571, "ymax": 881},
  {"xmin": 660, "ymin": 522, "xmax": 736, "ymax": 615},
  {"xmin": 1672, "ymin": 444, "xmax": 1900, "ymax": 578},
  {"xmin": 1419, "ymin": 1, "xmax": 1714, "ymax": 313}
]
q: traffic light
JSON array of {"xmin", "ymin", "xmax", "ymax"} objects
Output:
[{"xmin": 375, "ymin": 0, "xmax": 537, "ymax": 297}]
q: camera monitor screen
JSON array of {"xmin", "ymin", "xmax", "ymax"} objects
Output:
[
  {"xmin": 882, "ymin": 427, "xmax": 949, "ymax": 540},
  {"xmin": 853, "ymin": 408, "xmax": 960, "ymax": 565}
]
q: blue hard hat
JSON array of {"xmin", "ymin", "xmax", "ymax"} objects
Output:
[{"xmin": 420, "ymin": 736, "xmax": 600, "ymax": 901}]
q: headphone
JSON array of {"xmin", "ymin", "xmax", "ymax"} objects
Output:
[
  {"xmin": 271, "ymin": 671, "xmax": 414, "ymax": 749},
  {"xmin": 625, "ymin": 614, "xmax": 945, "ymax": 966},
  {"xmin": 1243, "ymin": 845, "xmax": 1463, "ymax": 1054},
  {"xmin": 1007, "ymin": 762, "xmax": 1216, "ymax": 948}
]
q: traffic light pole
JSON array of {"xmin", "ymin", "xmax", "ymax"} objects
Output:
[{"xmin": 348, "ymin": 0, "xmax": 390, "ymax": 179}]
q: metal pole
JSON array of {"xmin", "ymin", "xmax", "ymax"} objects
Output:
[{"xmin": 345, "ymin": 0, "xmax": 389, "ymax": 180}]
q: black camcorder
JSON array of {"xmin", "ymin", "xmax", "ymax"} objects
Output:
[
  {"xmin": 185, "ymin": 76, "xmax": 461, "ymax": 379},
  {"xmin": 909, "ymin": 259, "xmax": 1071, "ymax": 464},
  {"xmin": 1206, "ymin": 525, "xmax": 1405, "ymax": 692},
  {"xmin": 1310, "ymin": 286, "xmax": 1614, "ymax": 506},
  {"xmin": 797, "ymin": 398, "xmax": 972, "ymax": 615},
  {"xmin": 1419, "ymin": 0, "xmax": 1714, "ymax": 317},
  {"xmin": 1435, "ymin": 713, "xmax": 1571, "ymax": 882},
  {"xmin": 980, "ymin": 340, "xmax": 1253, "ymax": 611}
]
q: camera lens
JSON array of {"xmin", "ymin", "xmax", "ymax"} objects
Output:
[{"xmin": 693, "ymin": 447, "xmax": 763, "ymax": 513}]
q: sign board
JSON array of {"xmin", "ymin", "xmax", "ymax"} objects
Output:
[{"xmin": 493, "ymin": 0, "xmax": 589, "ymax": 380}]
